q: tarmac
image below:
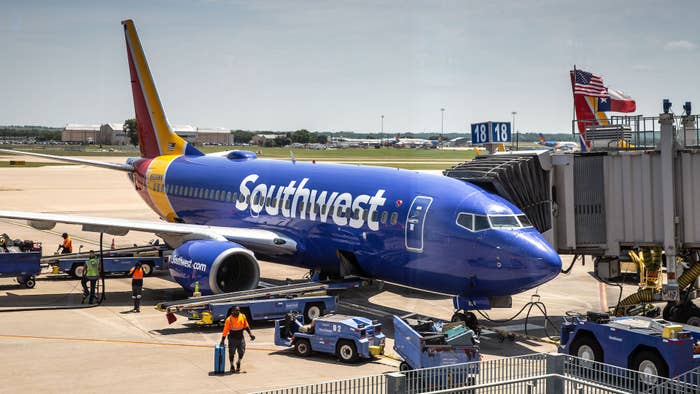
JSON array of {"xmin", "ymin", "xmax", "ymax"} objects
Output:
[{"xmin": 0, "ymin": 159, "xmax": 641, "ymax": 393}]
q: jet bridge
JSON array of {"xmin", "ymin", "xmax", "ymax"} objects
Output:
[{"xmin": 445, "ymin": 103, "xmax": 700, "ymax": 311}]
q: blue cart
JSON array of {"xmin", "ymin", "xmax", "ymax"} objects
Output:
[
  {"xmin": 560, "ymin": 312, "xmax": 700, "ymax": 383},
  {"xmin": 393, "ymin": 314, "xmax": 480, "ymax": 371},
  {"xmin": 0, "ymin": 250, "xmax": 42, "ymax": 288},
  {"xmin": 274, "ymin": 313, "xmax": 385, "ymax": 363}
]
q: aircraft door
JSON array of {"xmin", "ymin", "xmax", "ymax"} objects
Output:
[{"xmin": 405, "ymin": 196, "xmax": 433, "ymax": 252}]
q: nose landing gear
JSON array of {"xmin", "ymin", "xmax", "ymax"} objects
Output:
[{"xmin": 451, "ymin": 311, "xmax": 479, "ymax": 332}]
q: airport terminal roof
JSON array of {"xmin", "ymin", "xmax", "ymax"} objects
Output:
[{"xmin": 64, "ymin": 123, "xmax": 101, "ymax": 131}]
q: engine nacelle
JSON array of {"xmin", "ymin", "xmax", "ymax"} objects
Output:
[{"xmin": 169, "ymin": 240, "xmax": 260, "ymax": 295}]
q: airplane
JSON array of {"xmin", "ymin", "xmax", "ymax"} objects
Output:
[
  {"xmin": 538, "ymin": 133, "xmax": 579, "ymax": 152},
  {"xmin": 0, "ymin": 20, "xmax": 561, "ymax": 321},
  {"xmin": 392, "ymin": 134, "xmax": 435, "ymax": 149}
]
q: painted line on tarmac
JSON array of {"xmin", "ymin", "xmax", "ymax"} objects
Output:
[{"xmin": 0, "ymin": 334, "xmax": 278, "ymax": 352}]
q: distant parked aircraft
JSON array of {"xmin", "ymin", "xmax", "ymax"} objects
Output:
[{"xmin": 538, "ymin": 134, "xmax": 579, "ymax": 152}]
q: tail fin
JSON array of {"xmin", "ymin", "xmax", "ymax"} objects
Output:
[
  {"xmin": 122, "ymin": 20, "xmax": 203, "ymax": 158},
  {"xmin": 538, "ymin": 133, "xmax": 546, "ymax": 143}
]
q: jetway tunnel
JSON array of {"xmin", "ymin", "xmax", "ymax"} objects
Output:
[{"xmin": 444, "ymin": 152, "xmax": 553, "ymax": 235}]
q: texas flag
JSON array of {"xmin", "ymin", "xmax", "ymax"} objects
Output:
[{"xmin": 597, "ymin": 87, "xmax": 636, "ymax": 113}]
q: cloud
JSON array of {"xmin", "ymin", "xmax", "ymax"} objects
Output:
[{"xmin": 664, "ymin": 40, "xmax": 697, "ymax": 50}]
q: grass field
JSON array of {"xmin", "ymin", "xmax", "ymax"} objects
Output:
[{"xmin": 0, "ymin": 145, "xmax": 475, "ymax": 170}]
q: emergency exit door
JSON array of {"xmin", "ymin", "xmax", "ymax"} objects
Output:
[{"xmin": 405, "ymin": 196, "xmax": 433, "ymax": 252}]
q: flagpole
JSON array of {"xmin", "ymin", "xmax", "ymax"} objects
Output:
[{"xmin": 572, "ymin": 65, "xmax": 577, "ymax": 138}]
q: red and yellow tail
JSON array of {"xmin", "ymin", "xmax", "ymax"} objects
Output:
[{"xmin": 122, "ymin": 20, "xmax": 203, "ymax": 159}]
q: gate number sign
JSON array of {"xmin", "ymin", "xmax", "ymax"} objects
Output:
[{"xmin": 471, "ymin": 122, "xmax": 511, "ymax": 144}]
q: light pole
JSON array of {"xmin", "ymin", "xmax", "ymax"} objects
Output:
[
  {"xmin": 440, "ymin": 108, "xmax": 445, "ymax": 144},
  {"xmin": 511, "ymin": 111, "xmax": 517, "ymax": 150},
  {"xmin": 380, "ymin": 115, "xmax": 384, "ymax": 146}
]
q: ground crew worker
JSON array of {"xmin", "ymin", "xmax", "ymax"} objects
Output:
[
  {"xmin": 128, "ymin": 262, "xmax": 144, "ymax": 312},
  {"xmin": 58, "ymin": 233, "xmax": 72, "ymax": 254},
  {"xmin": 81, "ymin": 251, "xmax": 100, "ymax": 304},
  {"xmin": 220, "ymin": 306, "xmax": 255, "ymax": 373}
]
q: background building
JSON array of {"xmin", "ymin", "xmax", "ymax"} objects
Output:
[
  {"xmin": 196, "ymin": 128, "xmax": 234, "ymax": 145},
  {"xmin": 62, "ymin": 124, "xmax": 100, "ymax": 144}
]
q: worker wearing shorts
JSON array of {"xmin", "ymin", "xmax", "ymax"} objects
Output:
[
  {"xmin": 128, "ymin": 262, "xmax": 144, "ymax": 312},
  {"xmin": 220, "ymin": 306, "xmax": 255, "ymax": 373}
]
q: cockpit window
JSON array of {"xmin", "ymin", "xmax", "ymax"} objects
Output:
[
  {"xmin": 474, "ymin": 215, "xmax": 490, "ymax": 231},
  {"xmin": 517, "ymin": 214, "xmax": 533, "ymax": 227},
  {"xmin": 489, "ymin": 215, "xmax": 520, "ymax": 228},
  {"xmin": 458, "ymin": 213, "xmax": 530, "ymax": 231},
  {"xmin": 456, "ymin": 213, "xmax": 474, "ymax": 231}
]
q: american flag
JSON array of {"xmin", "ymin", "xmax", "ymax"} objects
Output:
[{"xmin": 573, "ymin": 69, "xmax": 608, "ymax": 97}]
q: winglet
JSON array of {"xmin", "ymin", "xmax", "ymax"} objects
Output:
[
  {"xmin": 121, "ymin": 19, "xmax": 203, "ymax": 158},
  {"xmin": 538, "ymin": 133, "xmax": 546, "ymax": 143}
]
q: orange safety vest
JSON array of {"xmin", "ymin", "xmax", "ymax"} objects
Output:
[
  {"xmin": 129, "ymin": 266, "xmax": 144, "ymax": 279},
  {"xmin": 62, "ymin": 237, "xmax": 72, "ymax": 253},
  {"xmin": 222, "ymin": 314, "xmax": 249, "ymax": 337}
]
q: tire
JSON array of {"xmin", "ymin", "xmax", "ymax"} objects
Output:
[
  {"xmin": 686, "ymin": 316, "xmax": 700, "ymax": 327},
  {"xmin": 294, "ymin": 338, "xmax": 312, "ymax": 357},
  {"xmin": 336, "ymin": 340, "xmax": 359, "ymax": 363},
  {"xmin": 140, "ymin": 263, "xmax": 153, "ymax": 276},
  {"xmin": 399, "ymin": 361, "xmax": 412, "ymax": 371},
  {"xmin": 303, "ymin": 303, "xmax": 324, "ymax": 323},
  {"xmin": 451, "ymin": 311, "xmax": 478, "ymax": 331},
  {"xmin": 25, "ymin": 277, "xmax": 36, "ymax": 289},
  {"xmin": 632, "ymin": 350, "xmax": 668, "ymax": 385},
  {"xmin": 72, "ymin": 264, "xmax": 85, "ymax": 279},
  {"xmin": 569, "ymin": 334, "xmax": 604, "ymax": 366}
]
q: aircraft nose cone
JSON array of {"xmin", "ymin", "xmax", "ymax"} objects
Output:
[{"xmin": 522, "ymin": 232, "xmax": 562, "ymax": 286}]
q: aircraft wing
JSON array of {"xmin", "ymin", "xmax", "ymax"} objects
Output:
[
  {"xmin": 0, "ymin": 149, "xmax": 134, "ymax": 172},
  {"xmin": 0, "ymin": 210, "xmax": 297, "ymax": 256}
]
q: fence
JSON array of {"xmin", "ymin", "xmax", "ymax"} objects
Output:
[{"xmin": 252, "ymin": 353, "xmax": 700, "ymax": 394}]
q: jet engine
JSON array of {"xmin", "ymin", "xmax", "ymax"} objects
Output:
[{"xmin": 169, "ymin": 240, "xmax": 260, "ymax": 295}]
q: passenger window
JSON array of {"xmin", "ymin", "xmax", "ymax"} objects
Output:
[
  {"xmin": 456, "ymin": 213, "xmax": 474, "ymax": 231},
  {"xmin": 380, "ymin": 211, "xmax": 388, "ymax": 224},
  {"xmin": 253, "ymin": 194, "xmax": 260, "ymax": 205},
  {"xmin": 314, "ymin": 203, "xmax": 320, "ymax": 213},
  {"xmin": 489, "ymin": 215, "xmax": 520, "ymax": 228},
  {"xmin": 204, "ymin": 189, "xmax": 209, "ymax": 199},
  {"xmin": 271, "ymin": 197, "xmax": 277, "ymax": 207},
  {"xmin": 246, "ymin": 194, "xmax": 250, "ymax": 204},
  {"xmin": 354, "ymin": 209, "xmax": 360, "ymax": 220},
  {"xmin": 346, "ymin": 208, "xmax": 352, "ymax": 218},
  {"xmin": 321, "ymin": 205, "xmax": 327, "ymax": 215},
  {"xmin": 390, "ymin": 212, "xmax": 398, "ymax": 225},
  {"xmin": 226, "ymin": 191, "xmax": 231, "ymax": 202},
  {"xmin": 517, "ymin": 214, "xmax": 533, "ymax": 227},
  {"xmin": 362, "ymin": 210, "xmax": 368, "ymax": 221},
  {"xmin": 299, "ymin": 203, "xmax": 305, "ymax": 213},
  {"xmin": 336, "ymin": 206, "xmax": 343, "ymax": 217},
  {"xmin": 215, "ymin": 190, "xmax": 220, "ymax": 200},
  {"xmin": 285, "ymin": 199, "xmax": 290, "ymax": 209},
  {"xmin": 474, "ymin": 215, "xmax": 490, "ymax": 231}
]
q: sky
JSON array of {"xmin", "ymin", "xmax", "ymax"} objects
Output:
[{"xmin": 1, "ymin": 0, "xmax": 699, "ymax": 134}]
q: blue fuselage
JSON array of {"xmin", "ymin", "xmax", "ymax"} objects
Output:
[{"xmin": 133, "ymin": 153, "xmax": 561, "ymax": 297}]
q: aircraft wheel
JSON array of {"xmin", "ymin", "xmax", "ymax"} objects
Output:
[
  {"xmin": 25, "ymin": 277, "xmax": 36, "ymax": 289},
  {"xmin": 452, "ymin": 311, "xmax": 478, "ymax": 331},
  {"xmin": 399, "ymin": 361, "xmax": 412, "ymax": 371}
]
